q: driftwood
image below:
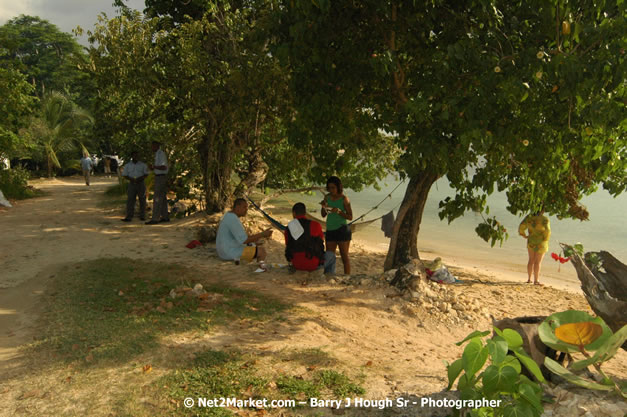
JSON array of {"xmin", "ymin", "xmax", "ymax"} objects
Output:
[{"xmin": 569, "ymin": 250, "xmax": 627, "ymax": 349}]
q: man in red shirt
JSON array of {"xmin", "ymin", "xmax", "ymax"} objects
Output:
[{"xmin": 285, "ymin": 203, "xmax": 330, "ymax": 272}]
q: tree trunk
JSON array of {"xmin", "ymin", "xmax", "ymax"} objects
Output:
[
  {"xmin": 384, "ymin": 170, "xmax": 439, "ymax": 270},
  {"xmin": 47, "ymin": 155, "xmax": 53, "ymax": 178},
  {"xmin": 569, "ymin": 250, "xmax": 627, "ymax": 348},
  {"xmin": 235, "ymin": 147, "xmax": 268, "ymax": 196},
  {"xmin": 199, "ymin": 135, "xmax": 235, "ymax": 213}
]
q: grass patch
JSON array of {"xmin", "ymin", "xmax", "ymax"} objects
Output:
[
  {"xmin": 277, "ymin": 370, "xmax": 365, "ymax": 400},
  {"xmin": 159, "ymin": 350, "xmax": 365, "ymax": 416},
  {"xmin": 105, "ymin": 181, "xmax": 128, "ymax": 196},
  {"xmin": 280, "ymin": 347, "xmax": 338, "ymax": 368},
  {"xmin": 160, "ymin": 350, "xmax": 269, "ymax": 416},
  {"xmin": 34, "ymin": 258, "xmax": 289, "ymax": 367}
]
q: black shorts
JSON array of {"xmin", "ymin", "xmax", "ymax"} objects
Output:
[{"xmin": 325, "ymin": 225, "xmax": 352, "ymax": 243}]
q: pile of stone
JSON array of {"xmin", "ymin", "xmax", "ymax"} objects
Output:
[{"xmin": 381, "ymin": 261, "xmax": 488, "ymax": 323}]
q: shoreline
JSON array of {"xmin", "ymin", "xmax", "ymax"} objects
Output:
[
  {"xmin": 354, "ymin": 238, "xmax": 583, "ymax": 294},
  {"xmin": 263, "ymin": 205, "xmax": 584, "ymax": 295}
]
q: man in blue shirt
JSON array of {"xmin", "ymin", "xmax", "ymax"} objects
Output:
[
  {"xmin": 216, "ymin": 198, "xmax": 272, "ymax": 270},
  {"xmin": 80, "ymin": 155, "xmax": 93, "ymax": 186}
]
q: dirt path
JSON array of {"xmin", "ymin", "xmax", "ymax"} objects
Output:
[{"xmin": 0, "ymin": 177, "xmax": 193, "ymax": 364}]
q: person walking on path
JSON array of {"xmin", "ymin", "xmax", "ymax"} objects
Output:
[
  {"xmin": 320, "ymin": 176, "xmax": 353, "ymax": 275},
  {"xmin": 146, "ymin": 141, "xmax": 170, "ymax": 225},
  {"xmin": 121, "ymin": 151, "xmax": 149, "ymax": 222},
  {"xmin": 519, "ymin": 209, "xmax": 551, "ymax": 286},
  {"xmin": 80, "ymin": 154, "xmax": 93, "ymax": 186},
  {"xmin": 104, "ymin": 157, "xmax": 112, "ymax": 177}
]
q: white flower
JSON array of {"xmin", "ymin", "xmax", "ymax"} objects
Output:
[
  {"xmin": 536, "ymin": 51, "xmax": 544, "ymax": 59},
  {"xmin": 535, "ymin": 71, "xmax": 543, "ymax": 79},
  {"xmin": 494, "ymin": 66, "xmax": 501, "ymax": 73}
]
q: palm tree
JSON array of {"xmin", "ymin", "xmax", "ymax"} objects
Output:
[{"xmin": 26, "ymin": 92, "xmax": 93, "ymax": 177}]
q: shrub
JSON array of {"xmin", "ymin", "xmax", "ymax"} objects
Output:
[{"xmin": 0, "ymin": 167, "xmax": 37, "ymax": 199}]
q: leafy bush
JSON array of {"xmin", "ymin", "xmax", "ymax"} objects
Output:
[
  {"xmin": 0, "ymin": 167, "xmax": 37, "ymax": 199},
  {"xmin": 446, "ymin": 329, "xmax": 545, "ymax": 417}
]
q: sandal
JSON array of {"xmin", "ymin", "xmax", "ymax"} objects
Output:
[{"xmin": 534, "ymin": 282, "xmax": 544, "ymax": 286}]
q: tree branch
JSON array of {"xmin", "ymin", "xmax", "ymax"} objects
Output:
[{"xmin": 258, "ymin": 186, "xmax": 325, "ymax": 207}]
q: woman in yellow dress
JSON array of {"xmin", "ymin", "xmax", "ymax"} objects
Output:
[{"xmin": 518, "ymin": 210, "xmax": 551, "ymax": 285}]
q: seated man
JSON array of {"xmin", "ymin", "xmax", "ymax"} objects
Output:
[
  {"xmin": 284, "ymin": 202, "xmax": 335, "ymax": 273},
  {"xmin": 216, "ymin": 198, "xmax": 272, "ymax": 270}
]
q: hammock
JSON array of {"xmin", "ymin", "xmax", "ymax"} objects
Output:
[
  {"xmin": 246, "ymin": 179, "xmax": 405, "ymax": 234},
  {"xmin": 246, "ymin": 197, "xmax": 287, "ymax": 231}
]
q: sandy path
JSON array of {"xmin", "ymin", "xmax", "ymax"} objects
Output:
[{"xmin": 0, "ymin": 177, "xmax": 193, "ymax": 364}]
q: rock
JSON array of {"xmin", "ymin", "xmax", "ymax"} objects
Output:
[
  {"xmin": 191, "ymin": 283, "xmax": 205, "ymax": 296},
  {"xmin": 196, "ymin": 225, "xmax": 218, "ymax": 243},
  {"xmin": 0, "ymin": 190, "xmax": 12, "ymax": 208},
  {"xmin": 423, "ymin": 288, "xmax": 436, "ymax": 299}
]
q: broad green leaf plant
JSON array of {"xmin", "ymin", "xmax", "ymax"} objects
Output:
[{"xmin": 446, "ymin": 328, "xmax": 545, "ymax": 417}]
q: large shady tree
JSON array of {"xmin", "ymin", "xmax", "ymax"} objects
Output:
[
  {"xmin": 274, "ymin": 0, "xmax": 626, "ymax": 269},
  {"xmin": 0, "ymin": 15, "xmax": 92, "ymax": 107},
  {"xmin": 88, "ymin": 2, "xmax": 397, "ymax": 211}
]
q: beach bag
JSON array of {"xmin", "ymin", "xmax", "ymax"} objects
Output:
[{"xmin": 430, "ymin": 266, "xmax": 457, "ymax": 284}]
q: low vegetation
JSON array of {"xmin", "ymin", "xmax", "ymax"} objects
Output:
[{"xmin": 11, "ymin": 258, "xmax": 364, "ymax": 416}]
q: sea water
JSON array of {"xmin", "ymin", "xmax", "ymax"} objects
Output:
[{"xmin": 277, "ymin": 175, "xmax": 626, "ymax": 287}]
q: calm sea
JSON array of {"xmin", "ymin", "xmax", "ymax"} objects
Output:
[{"xmin": 276, "ymin": 176, "xmax": 626, "ymax": 285}]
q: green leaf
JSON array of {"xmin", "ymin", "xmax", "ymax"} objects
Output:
[
  {"xmin": 571, "ymin": 325, "xmax": 627, "ymax": 371},
  {"xmin": 503, "ymin": 402, "xmax": 535, "ymax": 417},
  {"xmin": 539, "ymin": 310, "xmax": 612, "ymax": 353},
  {"xmin": 500, "ymin": 355, "xmax": 522, "ymax": 374},
  {"xmin": 482, "ymin": 364, "xmax": 517, "ymax": 394},
  {"xmin": 514, "ymin": 349, "xmax": 545, "ymax": 383},
  {"xmin": 462, "ymin": 338, "xmax": 489, "ymax": 379},
  {"xmin": 544, "ymin": 357, "xmax": 613, "ymax": 391},
  {"xmin": 518, "ymin": 382, "xmax": 543, "ymax": 413},
  {"xmin": 487, "ymin": 336, "xmax": 508, "ymax": 365},
  {"xmin": 446, "ymin": 358, "xmax": 464, "ymax": 390},
  {"xmin": 502, "ymin": 329, "xmax": 523, "ymax": 349},
  {"xmin": 456, "ymin": 330, "xmax": 491, "ymax": 346}
]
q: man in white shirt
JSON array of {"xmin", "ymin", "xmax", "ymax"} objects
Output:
[
  {"xmin": 146, "ymin": 141, "xmax": 170, "ymax": 225},
  {"xmin": 80, "ymin": 155, "xmax": 93, "ymax": 186},
  {"xmin": 121, "ymin": 151, "xmax": 149, "ymax": 222}
]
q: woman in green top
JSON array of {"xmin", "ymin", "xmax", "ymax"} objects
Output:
[
  {"xmin": 518, "ymin": 210, "xmax": 551, "ymax": 286},
  {"xmin": 320, "ymin": 176, "xmax": 353, "ymax": 274}
]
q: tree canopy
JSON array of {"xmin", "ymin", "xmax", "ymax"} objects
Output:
[
  {"xmin": 273, "ymin": 0, "xmax": 626, "ymax": 268},
  {"xmin": 86, "ymin": 3, "xmax": 396, "ymax": 211},
  {"xmin": 0, "ymin": 15, "xmax": 90, "ymax": 105}
]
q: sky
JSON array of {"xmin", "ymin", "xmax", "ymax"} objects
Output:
[{"xmin": 0, "ymin": 0, "xmax": 146, "ymax": 45}]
